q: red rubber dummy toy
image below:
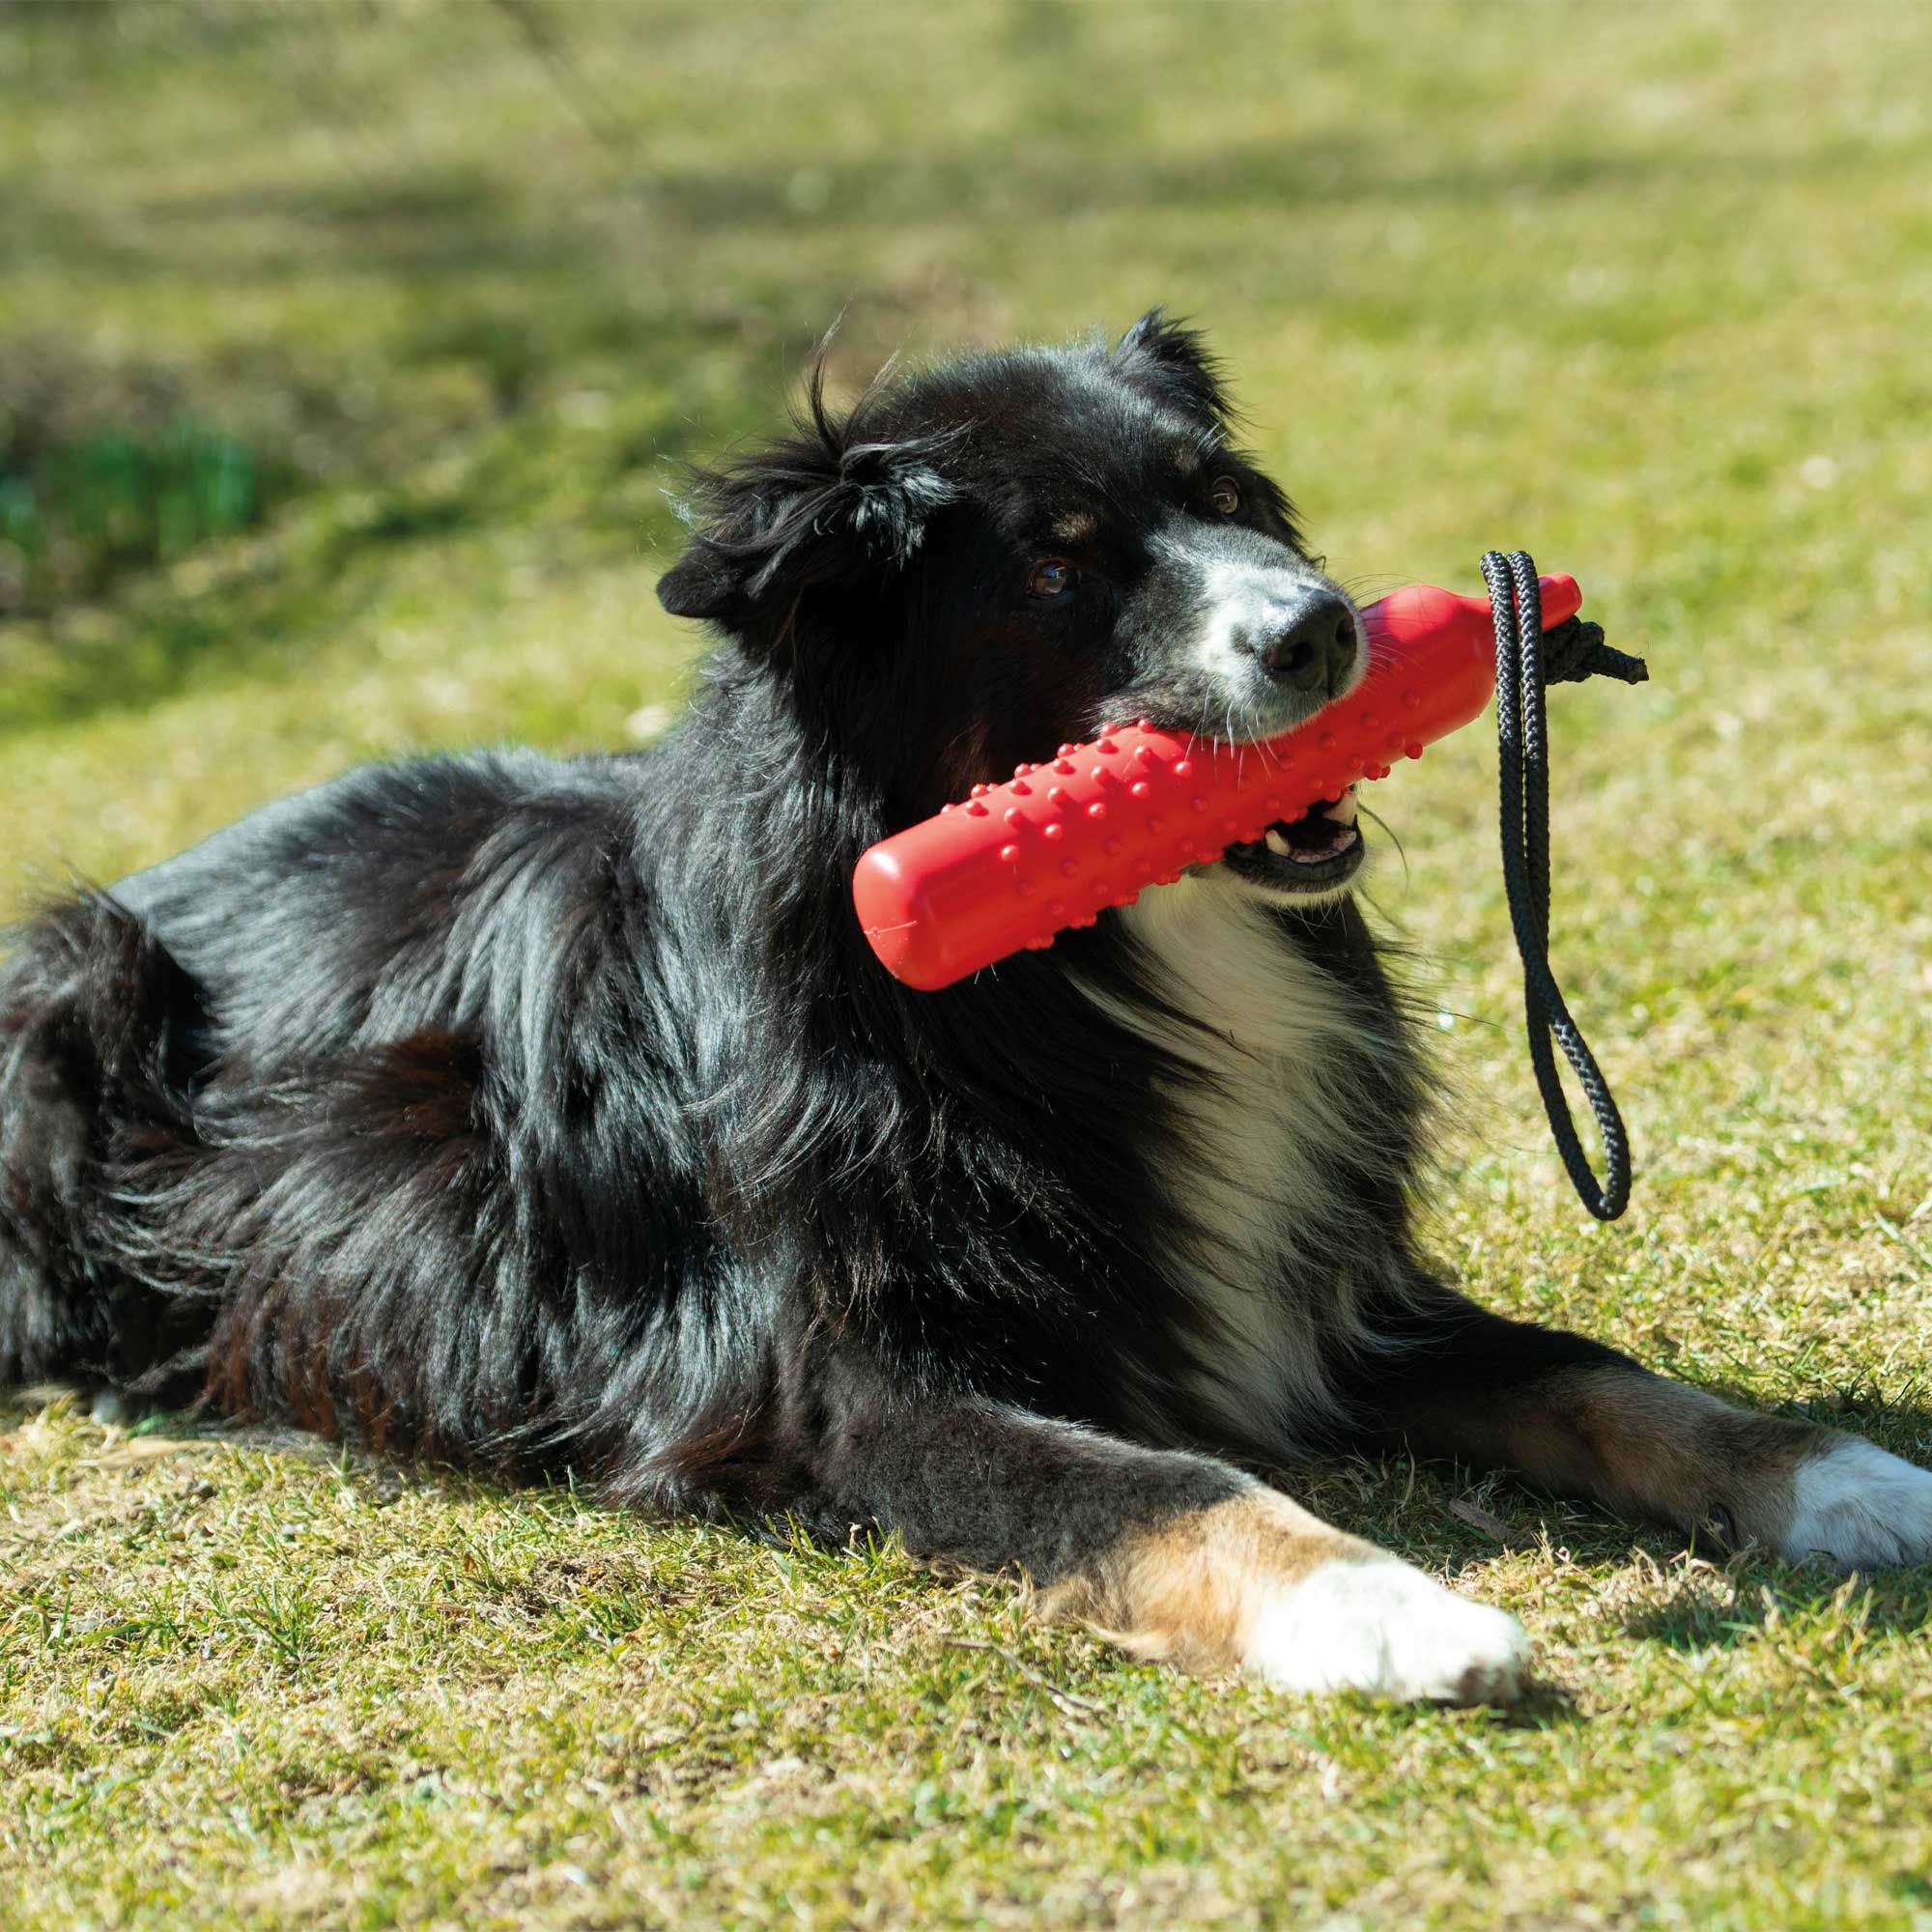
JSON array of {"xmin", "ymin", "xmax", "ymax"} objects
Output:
[{"xmin": 854, "ymin": 571, "xmax": 1582, "ymax": 992}]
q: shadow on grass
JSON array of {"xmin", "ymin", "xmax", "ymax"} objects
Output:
[
  {"xmin": 0, "ymin": 501, "xmax": 459, "ymax": 739},
  {"xmin": 0, "ymin": 387, "xmax": 702, "ymax": 740},
  {"xmin": 1325, "ymin": 1387, "xmax": 1932, "ymax": 1654},
  {"xmin": 1620, "ymin": 1558, "xmax": 1932, "ymax": 1651},
  {"xmin": 625, "ymin": 129, "xmax": 1894, "ymax": 238}
]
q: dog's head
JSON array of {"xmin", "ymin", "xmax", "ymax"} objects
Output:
[{"xmin": 659, "ymin": 312, "xmax": 1366, "ymax": 901}]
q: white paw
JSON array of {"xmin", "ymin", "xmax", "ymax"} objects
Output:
[
  {"xmin": 1243, "ymin": 1554, "xmax": 1531, "ymax": 1705},
  {"xmin": 1781, "ymin": 1436, "xmax": 1932, "ymax": 1567}
]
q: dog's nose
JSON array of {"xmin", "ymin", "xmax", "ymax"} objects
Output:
[{"xmin": 1257, "ymin": 594, "xmax": 1358, "ymax": 696}]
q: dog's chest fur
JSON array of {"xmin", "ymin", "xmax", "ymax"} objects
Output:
[{"xmin": 1102, "ymin": 875, "xmax": 1388, "ymax": 1449}]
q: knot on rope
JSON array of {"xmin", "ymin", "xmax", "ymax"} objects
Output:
[
  {"xmin": 1538, "ymin": 614, "xmax": 1649, "ymax": 689},
  {"xmin": 1480, "ymin": 549, "xmax": 1647, "ymax": 1223}
]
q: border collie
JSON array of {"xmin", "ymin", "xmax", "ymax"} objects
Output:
[{"xmin": 5, "ymin": 314, "xmax": 1930, "ymax": 1703}]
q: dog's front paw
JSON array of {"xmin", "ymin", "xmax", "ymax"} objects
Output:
[
  {"xmin": 1779, "ymin": 1435, "xmax": 1932, "ymax": 1567},
  {"xmin": 1243, "ymin": 1553, "xmax": 1530, "ymax": 1705}
]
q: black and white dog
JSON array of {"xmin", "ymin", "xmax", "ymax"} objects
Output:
[{"xmin": 5, "ymin": 315, "xmax": 1929, "ymax": 1702}]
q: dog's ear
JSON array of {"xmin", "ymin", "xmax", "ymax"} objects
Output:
[
  {"xmin": 1111, "ymin": 308, "xmax": 1234, "ymax": 434},
  {"xmin": 658, "ymin": 358, "xmax": 956, "ymax": 631}
]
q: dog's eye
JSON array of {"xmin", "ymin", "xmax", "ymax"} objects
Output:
[
  {"xmin": 1209, "ymin": 476, "xmax": 1242, "ymax": 517},
  {"xmin": 1027, "ymin": 558, "xmax": 1077, "ymax": 599}
]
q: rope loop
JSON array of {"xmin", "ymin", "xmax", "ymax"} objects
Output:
[{"xmin": 1480, "ymin": 549, "xmax": 1644, "ymax": 1222}]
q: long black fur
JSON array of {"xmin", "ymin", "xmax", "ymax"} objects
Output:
[{"xmin": 1, "ymin": 316, "xmax": 1480, "ymax": 1569}]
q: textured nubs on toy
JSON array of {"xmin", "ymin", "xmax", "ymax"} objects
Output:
[{"xmin": 854, "ymin": 573, "xmax": 1585, "ymax": 991}]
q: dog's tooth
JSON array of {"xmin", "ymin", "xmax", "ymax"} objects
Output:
[{"xmin": 1264, "ymin": 829, "xmax": 1292, "ymax": 858}]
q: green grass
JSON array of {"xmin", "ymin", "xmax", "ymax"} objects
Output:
[{"xmin": 5, "ymin": 3, "xmax": 1932, "ymax": 1926}]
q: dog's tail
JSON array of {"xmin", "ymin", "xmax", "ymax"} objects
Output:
[{"xmin": 0, "ymin": 892, "xmax": 214, "ymax": 1402}]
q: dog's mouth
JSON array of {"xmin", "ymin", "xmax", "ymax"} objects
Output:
[{"xmin": 1218, "ymin": 787, "xmax": 1365, "ymax": 896}]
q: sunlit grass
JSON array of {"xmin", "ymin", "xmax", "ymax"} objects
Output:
[{"xmin": 4, "ymin": 3, "xmax": 1931, "ymax": 1926}]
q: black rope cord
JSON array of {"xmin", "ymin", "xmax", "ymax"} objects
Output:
[{"xmin": 1480, "ymin": 549, "xmax": 1647, "ymax": 1221}]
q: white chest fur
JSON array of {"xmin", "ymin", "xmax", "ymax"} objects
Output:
[{"xmin": 1099, "ymin": 873, "xmax": 1392, "ymax": 1449}]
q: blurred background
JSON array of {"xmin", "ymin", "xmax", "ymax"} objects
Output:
[{"xmin": 2, "ymin": 0, "xmax": 1927, "ymax": 1250}]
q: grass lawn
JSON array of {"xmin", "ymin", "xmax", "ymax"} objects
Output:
[{"xmin": 4, "ymin": 4, "xmax": 1932, "ymax": 1926}]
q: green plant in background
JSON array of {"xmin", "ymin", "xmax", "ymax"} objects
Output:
[{"xmin": 0, "ymin": 420, "xmax": 270, "ymax": 611}]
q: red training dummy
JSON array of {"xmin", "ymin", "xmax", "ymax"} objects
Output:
[{"xmin": 853, "ymin": 573, "xmax": 1583, "ymax": 990}]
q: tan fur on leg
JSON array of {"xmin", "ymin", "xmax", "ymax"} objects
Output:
[
  {"xmin": 1403, "ymin": 1361, "xmax": 1932, "ymax": 1566},
  {"xmin": 1503, "ymin": 1367, "xmax": 1816, "ymax": 1549},
  {"xmin": 1038, "ymin": 1489, "xmax": 1357, "ymax": 1674},
  {"xmin": 1037, "ymin": 1488, "xmax": 1530, "ymax": 1703}
]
